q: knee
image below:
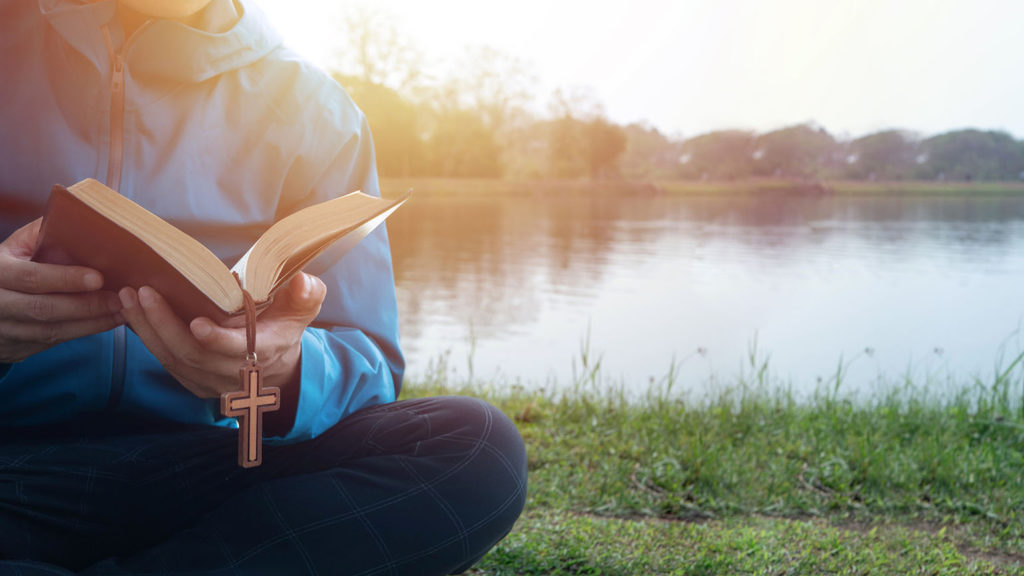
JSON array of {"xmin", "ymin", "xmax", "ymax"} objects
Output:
[
  {"xmin": 470, "ymin": 396, "xmax": 528, "ymax": 508},
  {"xmin": 446, "ymin": 395, "xmax": 524, "ymax": 452},
  {"xmin": 474, "ymin": 397, "xmax": 528, "ymax": 532},
  {"xmin": 420, "ymin": 396, "xmax": 527, "ymax": 518},
  {"xmin": 371, "ymin": 394, "xmax": 528, "ymax": 523},
  {"xmin": 426, "ymin": 395, "xmax": 527, "ymax": 494},
  {"xmin": 432, "ymin": 396, "xmax": 527, "ymax": 571}
]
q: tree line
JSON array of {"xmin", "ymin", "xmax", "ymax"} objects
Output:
[
  {"xmin": 333, "ymin": 8, "xmax": 1024, "ymax": 182},
  {"xmin": 649, "ymin": 125, "xmax": 1024, "ymax": 182},
  {"xmin": 337, "ymin": 72, "xmax": 629, "ymax": 180}
]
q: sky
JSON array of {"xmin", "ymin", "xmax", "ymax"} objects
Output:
[{"xmin": 255, "ymin": 0, "xmax": 1024, "ymax": 140}]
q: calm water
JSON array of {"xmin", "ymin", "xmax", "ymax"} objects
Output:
[{"xmin": 387, "ymin": 191, "xmax": 1024, "ymax": 396}]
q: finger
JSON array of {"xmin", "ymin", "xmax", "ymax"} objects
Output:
[
  {"xmin": 0, "ymin": 313, "xmax": 124, "ymax": 347},
  {"xmin": 0, "ymin": 289, "xmax": 122, "ymax": 322},
  {"xmin": 120, "ymin": 288, "xmax": 235, "ymax": 399},
  {"xmin": 265, "ymin": 273, "xmax": 326, "ymax": 322},
  {"xmin": 119, "ymin": 287, "xmax": 178, "ymax": 368},
  {"xmin": 0, "ymin": 258, "xmax": 104, "ymax": 294},
  {"xmin": 189, "ymin": 317, "xmax": 247, "ymax": 358},
  {"xmin": 1, "ymin": 219, "xmax": 43, "ymax": 259},
  {"xmin": 136, "ymin": 286, "xmax": 237, "ymax": 374}
]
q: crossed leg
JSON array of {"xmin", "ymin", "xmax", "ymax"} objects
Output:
[{"xmin": 0, "ymin": 396, "xmax": 527, "ymax": 575}]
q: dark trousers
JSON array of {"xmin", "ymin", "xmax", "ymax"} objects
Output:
[{"xmin": 0, "ymin": 396, "xmax": 528, "ymax": 575}]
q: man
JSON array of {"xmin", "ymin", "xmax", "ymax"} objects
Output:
[{"xmin": 0, "ymin": 1, "xmax": 527, "ymax": 574}]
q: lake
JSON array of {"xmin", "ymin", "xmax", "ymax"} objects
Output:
[{"xmin": 386, "ymin": 188, "xmax": 1024, "ymax": 397}]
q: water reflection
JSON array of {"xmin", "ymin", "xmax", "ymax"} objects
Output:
[{"xmin": 387, "ymin": 191, "xmax": 1024, "ymax": 394}]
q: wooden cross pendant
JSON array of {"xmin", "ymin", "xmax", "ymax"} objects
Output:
[{"xmin": 221, "ymin": 364, "xmax": 280, "ymax": 468}]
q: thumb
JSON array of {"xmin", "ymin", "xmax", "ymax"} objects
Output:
[
  {"xmin": 3, "ymin": 218, "xmax": 43, "ymax": 259},
  {"xmin": 283, "ymin": 272, "xmax": 326, "ymax": 319}
]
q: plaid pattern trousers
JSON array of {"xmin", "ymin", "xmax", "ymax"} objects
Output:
[{"xmin": 0, "ymin": 395, "xmax": 527, "ymax": 575}]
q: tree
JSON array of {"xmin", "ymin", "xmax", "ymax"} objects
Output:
[
  {"xmin": 754, "ymin": 123, "xmax": 838, "ymax": 179},
  {"xmin": 917, "ymin": 129, "xmax": 1024, "ymax": 181},
  {"xmin": 547, "ymin": 86, "xmax": 605, "ymax": 120},
  {"xmin": 422, "ymin": 106, "xmax": 503, "ymax": 177},
  {"xmin": 583, "ymin": 118, "xmax": 627, "ymax": 179},
  {"xmin": 845, "ymin": 130, "xmax": 919, "ymax": 180},
  {"xmin": 545, "ymin": 116, "xmax": 587, "ymax": 178},
  {"xmin": 445, "ymin": 47, "xmax": 537, "ymax": 178},
  {"xmin": 498, "ymin": 118, "xmax": 549, "ymax": 179},
  {"xmin": 449, "ymin": 46, "xmax": 535, "ymax": 134},
  {"xmin": 335, "ymin": 75, "xmax": 422, "ymax": 177},
  {"xmin": 679, "ymin": 130, "xmax": 757, "ymax": 180},
  {"xmin": 621, "ymin": 123, "xmax": 683, "ymax": 179},
  {"xmin": 543, "ymin": 87, "xmax": 626, "ymax": 179},
  {"xmin": 336, "ymin": 5, "xmax": 423, "ymax": 92}
]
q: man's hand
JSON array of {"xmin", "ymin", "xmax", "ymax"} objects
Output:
[
  {"xmin": 117, "ymin": 272, "xmax": 326, "ymax": 398},
  {"xmin": 0, "ymin": 219, "xmax": 124, "ymax": 363}
]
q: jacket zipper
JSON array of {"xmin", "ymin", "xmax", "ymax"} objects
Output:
[
  {"xmin": 107, "ymin": 52, "xmax": 125, "ymax": 191},
  {"xmin": 103, "ymin": 27, "xmax": 127, "ymax": 411}
]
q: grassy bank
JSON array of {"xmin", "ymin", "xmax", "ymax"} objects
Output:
[
  {"xmin": 380, "ymin": 177, "xmax": 1024, "ymax": 198},
  {"xmin": 400, "ymin": 354, "xmax": 1024, "ymax": 574},
  {"xmin": 827, "ymin": 180, "xmax": 1024, "ymax": 196}
]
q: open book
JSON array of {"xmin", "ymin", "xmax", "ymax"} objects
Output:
[{"xmin": 32, "ymin": 178, "xmax": 409, "ymax": 322}]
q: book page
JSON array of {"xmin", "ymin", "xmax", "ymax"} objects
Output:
[{"xmin": 231, "ymin": 191, "xmax": 410, "ymax": 301}]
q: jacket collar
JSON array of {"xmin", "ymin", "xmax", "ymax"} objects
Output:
[
  {"xmin": 38, "ymin": 0, "xmax": 282, "ymax": 83},
  {"xmin": 39, "ymin": 0, "xmax": 116, "ymax": 74}
]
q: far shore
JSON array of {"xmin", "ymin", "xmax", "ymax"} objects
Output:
[{"xmin": 379, "ymin": 177, "xmax": 1024, "ymax": 198}]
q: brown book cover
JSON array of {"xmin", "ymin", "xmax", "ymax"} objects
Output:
[
  {"xmin": 31, "ymin": 180, "xmax": 408, "ymax": 323},
  {"xmin": 32, "ymin": 185, "xmax": 233, "ymax": 322}
]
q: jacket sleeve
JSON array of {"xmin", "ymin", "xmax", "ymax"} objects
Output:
[{"xmin": 266, "ymin": 112, "xmax": 404, "ymax": 444}]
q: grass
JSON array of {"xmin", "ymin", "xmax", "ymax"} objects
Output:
[
  {"xmin": 400, "ymin": 346, "xmax": 1024, "ymax": 574},
  {"xmin": 828, "ymin": 180, "xmax": 1024, "ymax": 196},
  {"xmin": 379, "ymin": 177, "xmax": 1024, "ymax": 198},
  {"xmin": 481, "ymin": 512, "xmax": 1011, "ymax": 575}
]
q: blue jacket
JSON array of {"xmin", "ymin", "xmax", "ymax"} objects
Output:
[{"xmin": 0, "ymin": 0, "xmax": 404, "ymax": 443}]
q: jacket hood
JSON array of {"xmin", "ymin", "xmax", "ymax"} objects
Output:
[{"xmin": 39, "ymin": 0, "xmax": 282, "ymax": 83}]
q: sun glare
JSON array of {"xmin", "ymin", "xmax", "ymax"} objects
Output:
[{"xmin": 255, "ymin": 0, "xmax": 1024, "ymax": 138}]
